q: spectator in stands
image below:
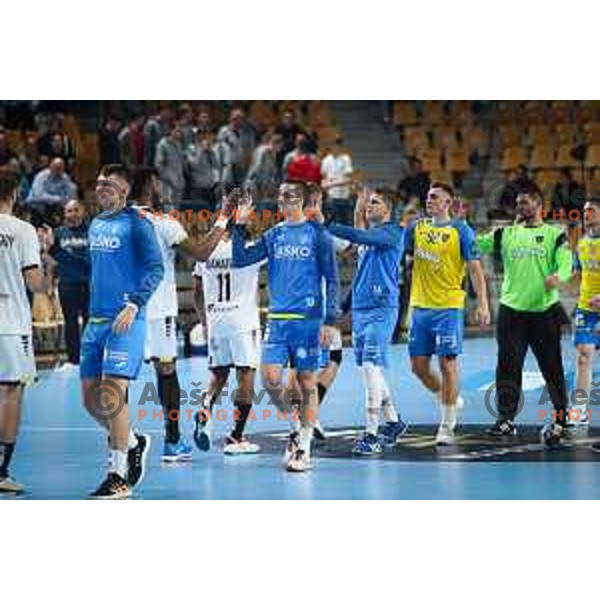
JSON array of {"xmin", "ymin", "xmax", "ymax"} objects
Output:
[
  {"xmin": 217, "ymin": 108, "xmax": 257, "ymax": 186},
  {"xmin": 178, "ymin": 103, "xmax": 196, "ymax": 150},
  {"xmin": 155, "ymin": 120, "xmax": 186, "ymax": 206},
  {"xmin": 27, "ymin": 157, "xmax": 77, "ymax": 227},
  {"xmin": 397, "ymin": 158, "xmax": 430, "ymax": 204},
  {"xmin": 286, "ymin": 137, "xmax": 321, "ymax": 184},
  {"xmin": 98, "ymin": 115, "xmax": 122, "ymax": 165},
  {"xmin": 495, "ymin": 164, "xmax": 531, "ymax": 219},
  {"xmin": 185, "ymin": 131, "xmax": 221, "ymax": 211},
  {"xmin": 196, "ymin": 108, "xmax": 214, "ymax": 136},
  {"xmin": 118, "ymin": 113, "xmax": 146, "ymax": 171},
  {"xmin": 145, "ymin": 104, "xmax": 175, "ymax": 166},
  {"xmin": 0, "ymin": 126, "xmax": 19, "ymax": 173},
  {"xmin": 28, "ymin": 157, "xmax": 77, "ymax": 205},
  {"xmin": 48, "ymin": 199, "xmax": 90, "ymax": 370},
  {"xmin": 552, "ymin": 167, "xmax": 586, "ymax": 215},
  {"xmin": 36, "ymin": 113, "xmax": 76, "ymax": 171},
  {"xmin": 321, "ymin": 137, "xmax": 354, "ymax": 223},
  {"xmin": 245, "ymin": 132, "xmax": 283, "ymax": 212},
  {"xmin": 276, "ymin": 110, "xmax": 306, "ymax": 162}
]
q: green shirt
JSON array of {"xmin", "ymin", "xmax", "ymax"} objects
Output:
[{"xmin": 477, "ymin": 223, "xmax": 572, "ymax": 312}]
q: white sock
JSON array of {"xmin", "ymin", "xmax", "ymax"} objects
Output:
[
  {"xmin": 111, "ymin": 450, "xmax": 128, "ymax": 479},
  {"xmin": 363, "ymin": 363, "xmax": 385, "ymax": 435},
  {"xmin": 299, "ymin": 425, "xmax": 313, "ymax": 456},
  {"xmin": 381, "ymin": 378, "xmax": 398, "ymax": 422},
  {"xmin": 440, "ymin": 404, "xmax": 458, "ymax": 430},
  {"xmin": 290, "ymin": 405, "xmax": 301, "ymax": 433},
  {"xmin": 127, "ymin": 429, "xmax": 138, "ymax": 450}
]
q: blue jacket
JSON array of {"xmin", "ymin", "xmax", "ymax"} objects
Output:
[
  {"xmin": 88, "ymin": 207, "xmax": 164, "ymax": 319},
  {"xmin": 232, "ymin": 220, "xmax": 339, "ymax": 324}
]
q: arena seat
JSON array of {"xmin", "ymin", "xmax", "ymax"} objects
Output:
[
  {"xmin": 501, "ymin": 146, "xmax": 527, "ymax": 171},
  {"xmin": 392, "ymin": 102, "xmax": 418, "ymax": 126}
]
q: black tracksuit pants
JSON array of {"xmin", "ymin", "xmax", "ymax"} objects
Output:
[{"xmin": 495, "ymin": 303, "xmax": 568, "ymax": 425}]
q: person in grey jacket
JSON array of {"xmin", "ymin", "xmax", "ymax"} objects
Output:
[
  {"xmin": 145, "ymin": 105, "xmax": 174, "ymax": 166},
  {"xmin": 245, "ymin": 132, "xmax": 283, "ymax": 211},
  {"xmin": 155, "ymin": 122, "xmax": 185, "ymax": 207},
  {"xmin": 217, "ymin": 108, "xmax": 257, "ymax": 186},
  {"xmin": 185, "ymin": 131, "xmax": 221, "ymax": 211}
]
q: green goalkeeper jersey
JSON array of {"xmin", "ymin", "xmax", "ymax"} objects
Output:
[{"xmin": 477, "ymin": 223, "xmax": 572, "ymax": 312}]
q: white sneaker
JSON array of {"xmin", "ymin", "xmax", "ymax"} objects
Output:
[
  {"xmin": 286, "ymin": 449, "xmax": 312, "ymax": 472},
  {"xmin": 223, "ymin": 435, "xmax": 260, "ymax": 455},
  {"xmin": 436, "ymin": 423, "xmax": 456, "ymax": 446},
  {"xmin": 0, "ymin": 476, "xmax": 24, "ymax": 494},
  {"xmin": 55, "ymin": 362, "xmax": 78, "ymax": 373}
]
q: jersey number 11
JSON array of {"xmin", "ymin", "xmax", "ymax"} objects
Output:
[{"xmin": 217, "ymin": 272, "xmax": 232, "ymax": 302}]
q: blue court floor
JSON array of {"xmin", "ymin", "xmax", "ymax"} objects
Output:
[{"xmin": 4, "ymin": 336, "xmax": 600, "ymax": 500}]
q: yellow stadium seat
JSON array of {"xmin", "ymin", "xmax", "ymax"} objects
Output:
[
  {"xmin": 445, "ymin": 148, "xmax": 470, "ymax": 173},
  {"xmin": 585, "ymin": 144, "xmax": 600, "ymax": 169},
  {"xmin": 584, "ymin": 122, "xmax": 600, "ymax": 144},
  {"xmin": 404, "ymin": 126, "xmax": 430, "ymax": 154},
  {"xmin": 556, "ymin": 144, "xmax": 579, "ymax": 169},
  {"xmin": 431, "ymin": 126, "xmax": 457, "ymax": 150},
  {"xmin": 419, "ymin": 149, "xmax": 442, "ymax": 173},
  {"xmin": 422, "ymin": 101, "xmax": 446, "ymax": 125},
  {"xmin": 530, "ymin": 145, "xmax": 555, "ymax": 170},
  {"xmin": 462, "ymin": 125, "xmax": 489, "ymax": 154},
  {"xmin": 528, "ymin": 125, "xmax": 552, "ymax": 146},
  {"xmin": 499, "ymin": 125, "xmax": 523, "ymax": 148},
  {"xmin": 429, "ymin": 170, "xmax": 453, "ymax": 185},
  {"xmin": 392, "ymin": 102, "xmax": 418, "ymax": 126},
  {"xmin": 555, "ymin": 124, "xmax": 578, "ymax": 145},
  {"xmin": 501, "ymin": 146, "xmax": 527, "ymax": 171}
]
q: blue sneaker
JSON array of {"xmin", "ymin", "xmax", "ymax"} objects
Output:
[
  {"xmin": 352, "ymin": 432, "xmax": 383, "ymax": 456},
  {"xmin": 378, "ymin": 419, "xmax": 408, "ymax": 448},
  {"xmin": 193, "ymin": 411, "xmax": 211, "ymax": 452},
  {"xmin": 162, "ymin": 438, "xmax": 193, "ymax": 462}
]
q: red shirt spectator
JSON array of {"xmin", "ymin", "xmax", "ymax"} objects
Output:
[{"xmin": 286, "ymin": 140, "xmax": 321, "ymax": 184}]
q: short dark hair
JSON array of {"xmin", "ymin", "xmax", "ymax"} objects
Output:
[
  {"xmin": 284, "ymin": 180, "xmax": 308, "ymax": 202},
  {"xmin": 516, "ymin": 179, "xmax": 543, "ymax": 201},
  {"xmin": 100, "ymin": 164, "xmax": 130, "ymax": 183},
  {"xmin": 0, "ymin": 172, "xmax": 18, "ymax": 201},
  {"xmin": 130, "ymin": 167, "xmax": 157, "ymax": 200},
  {"xmin": 372, "ymin": 188, "xmax": 394, "ymax": 212},
  {"xmin": 429, "ymin": 181, "xmax": 455, "ymax": 197}
]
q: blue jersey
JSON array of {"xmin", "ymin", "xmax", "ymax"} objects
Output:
[
  {"xmin": 88, "ymin": 207, "xmax": 164, "ymax": 319},
  {"xmin": 232, "ymin": 220, "xmax": 339, "ymax": 324},
  {"xmin": 329, "ymin": 221, "xmax": 404, "ymax": 311}
]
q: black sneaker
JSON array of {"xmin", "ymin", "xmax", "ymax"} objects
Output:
[
  {"xmin": 313, "ymin": 422, "xmax": 327, "ymax": 442},
  {"xmin": 90, "ymin": 473, "xmax": 130, "ymax": 499},
  {"xmin": 127, "ymin": 433, "xmax": 150, "ymax": 487},
  {"xmin": 540, "ymin": 423, "xmax": 564, "ymax": 449},
  {"xmin": 486, "ymin": 420, "xmax": 517, "ymax": 437}
]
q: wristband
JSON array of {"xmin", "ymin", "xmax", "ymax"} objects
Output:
[
  {"xmin": 125, "ymin": 302, "xmax": 139, "ymax": 318},
  {"xmin": 215, "ymin": 215, "xmax": 229, "ymax": 229}
]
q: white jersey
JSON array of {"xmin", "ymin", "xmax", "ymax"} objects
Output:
[
  {"xmin": 0, "ymin": 214, "xmax": 40, "ymax": 335},
  {"xmin": 193, "ymin": 239, "xmax": 262, "ymax": 337},
  {"xmin": 143, "ymin": 213, "xmax": 188, "ymax": 319}
]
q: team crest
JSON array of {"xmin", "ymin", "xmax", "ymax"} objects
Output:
[{"xmin": 535, "ymin": 236, "xmax": 544, "ymax": 243}]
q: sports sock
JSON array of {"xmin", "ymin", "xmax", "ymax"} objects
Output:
[
  {"xmin": 127, "ymin": 429, "xmax": 138, "ymax": 450},
  {"xmin": 231, "ymin": 403, "xmax": 252, "ymax": 440},
  {"xmin": 317, "ymin": 382, "xmax": 328, "ymax": 405},
  {"xmin": 363, "ymin": 363, "xmax": 385, "ymax": 436},
  {"xmin": 158, "ymin": 370, "xmax": 181, "ymax": 444},
  {"xmin": 381, "ymin": 378, "xmax": 399, "ymax": 423},
  {"xmin": 111, "ymin": 450, "xmax": 128, "ymax": 479},
  {"xmin": 0, "ymin": 442, "xmax": 15, "ymax": 478},
  {"xmin": 440, "ymin": 403, "xmax": 458, "ymax": 430},
  {"xmin": 299, "ymin": 425, "xmax": 313, "ymax": 456}
]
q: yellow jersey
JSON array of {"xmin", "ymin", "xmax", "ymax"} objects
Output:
[
  {"xmin": 576, "ymin": 234, "xmax": 600, "ymax": 311},
  {"xmin": 405, "ymin": 218, "xmax": 479, "ymax": 309}
]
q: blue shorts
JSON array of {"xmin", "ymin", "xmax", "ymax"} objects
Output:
[
  {"xmin": 574, "ymin": 309, "xmax": 600, "ymax": 347},
  {"xmin": 408, "ymin": 308, "xmax": 464, "ymax": 357},
  {"xmin": 262, "ymin": 318, "xmax": 321, "ymax": 372},
  {"xmin": 80, "ymin": 319, "xmax": 147, "ymax": 380},
  {"xmin": 352, "ymin": 307, "xmax": 398, "ymax": 367}
]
